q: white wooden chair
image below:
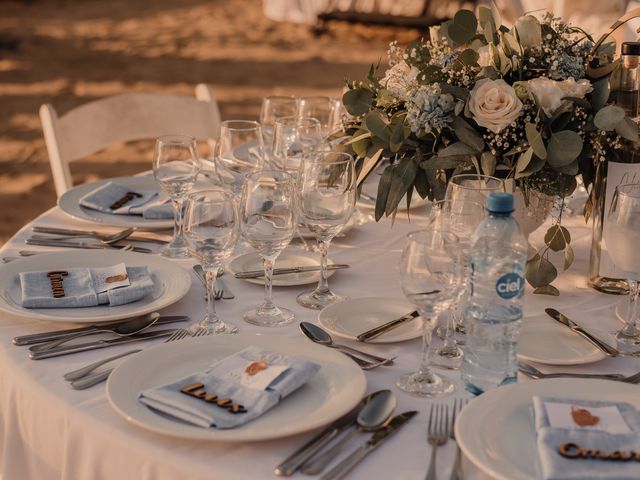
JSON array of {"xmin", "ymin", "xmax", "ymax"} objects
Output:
[{"xmin": 39, "ymin": 84, "xmax": 221, "ymax": 197}]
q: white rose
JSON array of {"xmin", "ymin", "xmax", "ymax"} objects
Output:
[
  {"xmin": 527, "ymin": 78, "xmax": 593, "ymax": 116},
  {"xmin": 514, "ymin": 15, "xmax": 542, "ymax": 50},
  {"xmin": 468, "ymin": 79, "xmax": 523, "ymax": 133}
]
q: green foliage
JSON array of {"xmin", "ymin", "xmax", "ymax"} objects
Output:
[
  {"xmin": 447, "ymin": 10, "xmax": 478, "ymax": 44},
  {"xmin": 546, "ymin": 131, "xmax": 583, "ymax": 168},
  {"xmin": 342, "ymin": 88, "xmax": 374, "ymax": 116}
]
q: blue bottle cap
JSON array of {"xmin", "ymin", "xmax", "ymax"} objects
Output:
[{"xmin": 487, "ymin": 192, "xmax": 514, "ymax": 213}]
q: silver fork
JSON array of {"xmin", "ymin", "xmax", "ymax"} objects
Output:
[
  {"xmin": 426, "ymin": 403, "xmax": 449, "ymax": 480},
  {"xmin": 66, "ymin": 328, "xmax": 207, "ymax": 389},
  {"xmin": 448, "ymin": 398, "xmax": 469, "ymax": 480}
]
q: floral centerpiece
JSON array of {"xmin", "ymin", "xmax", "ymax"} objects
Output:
[{"xmin": 340, "ymin": 7, "xmax": 638, "ymax": 294}]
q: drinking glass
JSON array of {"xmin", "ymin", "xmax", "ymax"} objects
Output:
[
  {"xmin": 399, "ymin": 229, "xmax": 460, "ymax": 396},
  {"xmin": 260, "ymin": 96, "xmax": 298, "ymax": 150},
  {"xmin": 298, "ymin": 96, "xmax": 338, "ymax": 137},
  {"xmin": 297, "ymin": 151, "xmax": 356, "ymax": 309},
  {"xmin": 445, "ymin": 174, "xmax": 504, "ymax": 207},
  {"xmin": 271, "ymin": 116, "xmax": 323, "ymax": 173},
  {"xmin": 604, "ymin": 183, "xmax": 640, "ymax": 351},
  {"xmin": 184, "ymin": 189, "xmax": 239, "ymax": 334},
  {"xmin": 152, "ymin": 134, "xmax": 201, "ymax": 258},
  {"xmin": 240, "ymin": 170, "xmax": 296, "ymax": 326},
  {"xmin": 428, "ymin": 199, "xmax": 484, "ymax": 369},
  {"xmin": 215, "ymin": 120, "xmax": 265, "ymax": 193}
]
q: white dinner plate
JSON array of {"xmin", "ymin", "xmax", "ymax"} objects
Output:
[
  {"xmin": 227, "ymin": 249, "xmax": 337, "ymax": 286},
  {"xmin": 318, "ymin": 297, "xmax": 421, "ymax": 344},
  {"xmin": 456, "ymin": 378, "xmax": 640, "ymax": 480},
  {"xmin": 0, "ymin": 250, "xmax": 191, "ymax": 323},
  {"xmin": 517, "ymin": 314, "xmax": 609, "ymax": 365},
  {"xmin": 106, "ymin": 334, "xmax": 366, "ymax": 442},
  {"xmin": 58, "ymin": 175, "xmax": 174, "ymax": 229}
]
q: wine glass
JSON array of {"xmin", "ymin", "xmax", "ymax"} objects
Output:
[
  {"xmin": 184, "ymin": 189, "xmax": 239, "ymax": 334},
  {"xmin": 398, "ymin": 229, "xmax": 460, "ymax": 396},
  {"xmin": 445, "ymin": 174, "xmax": 504, "ymax": 207},
  {"xmin": 271, "ymin": 116, "xmax": 323, "ymax": 173},
  {"xmin": 260, "ymin": 96, "xmax": 298, "ymax": 151},
  {"xmin": 296, "ymin": 151, "xmax": 356, "ymax": 309},
  {"xmin": 298, "ymin": 96, "xmax": 338, "ymax": 137},
  {"xmin": 215, "ymin": 120, "xmax": 265, "ymax": 194},
  {"xmin": 428, "ymin": 199, "xmax": 484, "ymax": 370},
  {"xmin": 604, "ymin": 183, "xmax": 640, "ymax": 351},
  {"xmin": 152, "ymin": 134, "xmax": 201, "ymax": 258},
  {"xmin": 240, "ymin": 170, "xmax": 296, "ymax": 326}
]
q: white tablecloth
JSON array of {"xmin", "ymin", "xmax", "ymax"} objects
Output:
[{"xmin": 0, "ymin": 204, "xmax": 638, "ymax": 480}]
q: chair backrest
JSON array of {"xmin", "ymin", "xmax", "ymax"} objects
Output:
[{"xmin": 40, "ymin": 84, "xmax": 221, "ymax": 197}]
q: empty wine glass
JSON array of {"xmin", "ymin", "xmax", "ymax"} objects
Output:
[
  {"xmin": 260, "ymin": 96, "xmax": 298, "ymax": 150},
  {"xmin": 298, "ymin": 96, "xmax": 339, "ymax": 137},
  {"xmin": 297, "ymin": 151, "xmax": 356, "ymax": 309},
  {"xmin": 152, "ymin": 134, "xmax": 201, "ymax": 258},
  {"xmin": 271, "ymin": 116, "xmax": 323, "ymax": 173},
  {"xmin": 184, "ymin": 189, "xmax": 239, "ymax": 334},
  {"xmin": 604, "ymin": 183, "xmax": 640, "ymax": 351},
  {"xmin": 399, "ymin": 229, "xmax": 460, "ymax": 396},
  {"xmin": 240, "ymin": 170, "xmax": 296, "ymax": 326},
  {"xmin": 215, "ymin": 120, "xmax": 265, "ymax": 193},
  {"xmin": 428, "ymin": 199, "xmax": 484, "ymax": 370},
  {"xmin": 445, "ymin": 174, "xmax": 504, "ymax": 207}
]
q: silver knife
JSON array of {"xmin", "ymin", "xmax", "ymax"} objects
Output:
[
  {"xmin": 357, "ymin": 310, "xmax": 420, "ymax": 342},
  {"xmin": 545, "ymin": 308, "xmax": 619, "ymax": 356},
  {"xmin": 274, "ymin": 390, "xmax": 391, "ymax": 477},
  {"xmin": 234, "ymin": 264, "xmax": 350, "ymax": 279},
  {"xmin": 13, "ymin": 315, "xmax": 189, "ymax": 346},
  {"xmin": 25, "ymin": 238, "xmax": 152, "ymax": 253},
  {"xmin": 29, "ymin": 329, "xmax": 176, "ymax": 360},
  {"xmin": 320, "ymin": 411, "xmax": 418, "ymax": 480}
]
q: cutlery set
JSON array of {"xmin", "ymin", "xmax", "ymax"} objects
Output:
[{"xmin": 275, "ymin": 390, "xmax": 417, "ymax": 479}]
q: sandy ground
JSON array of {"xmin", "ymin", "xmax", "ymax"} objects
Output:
[{"xmin": 0, "ymin": 0, "xmax": 417, "ymax": 244}]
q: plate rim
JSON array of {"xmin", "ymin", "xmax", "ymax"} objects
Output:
[
  {"xmin": 455, "ymin": 378, "xmax": 640, "ymax": 480},
  {"xmin": 0, "ymin": 250, "xmax": 191, "ymax": 323},
  {"xmin": 58, "ymin": 175, "xmax": 173, "ymax": 229},
  {"xmin": 106, "ymin": 333, "xmax": 367, "ymax": 442},
  {"xmin": 317, "ymin": 296, "xmax": 421, "ymax": 344}
]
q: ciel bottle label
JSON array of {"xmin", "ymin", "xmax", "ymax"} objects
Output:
[{"xmin": 495, "ymin": 273, "xmax": 524, "ymax": 299}]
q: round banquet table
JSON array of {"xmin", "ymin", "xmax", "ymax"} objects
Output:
[{"xmin": 0, "ymin": 202, "xmax": 638, "ymax": 480}]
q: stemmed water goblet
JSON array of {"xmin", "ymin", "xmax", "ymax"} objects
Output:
[
  {"xmin": 296, "ymin": 151, "xmax": 356, "ymax": 309},
  {"xmin": 428, "ymin": 199, "xmax": 484, "ymax": 369},
  {"xmin": 152, "ymin": 134, "xmax": 201, "ymax": 258},
  {"xmin": 398, "ymin": 228, "xmax": 460, "ymax": 396},
  {"xmin": 214, "ymin": 120, "xmax": 265, "ymax": 194},
  {"xmin": 298, "ymin": 96, "xmax": 339, "ymax": 138},
  {"xmin": 604, "ymin": 183, "xmax": 640, "ymax": 352},
  {"xmin": 240, "ymin": 170, "xmax": 297, "ymax": 326},
  {"xmin": 184, "ymin": 189, "xmax": 239, "ymax": 334},
  {"xmin": 271, "ymin": 116, "xmax": 323, "ymax": 173},
  {"xmin": 445, "ymin": 173, "xmax": 503, "ymax": 206},
  {"xmin": 260, "ymin": 96, "xmax": 298, "ymax": 152}
]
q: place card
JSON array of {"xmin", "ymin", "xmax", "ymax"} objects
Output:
[
  {"xmin": 208, "ymin": 355, "xmax": 288, "ymax": 391},
  {"xmin": 543, "ymin": 401, "xmax": 632, "ymax": 434},
  {"xmin": 91, "ymin": 263, "xmax": 131, "ymax": 293}
]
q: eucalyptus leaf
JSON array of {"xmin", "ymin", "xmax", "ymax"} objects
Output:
[
  {"xmin": 615, "ymin": 116, "xmax": 639, "ymax": 142},
  {"xmin": 451, "ymin": 115, "xmax": 484, "ymax": 152},
  {"xmin": 479, "ymin": 151, "xmax": 496, "ymax": 176},
  {"xmin": 448, "ymin": 9, "xmax": 478, "ymax": 45},
  {"xmin": 441, "ymin": 84, "xmax": 471, "ymax": 101},
  {"xmin": 546, "ymin": 131, "xmax": 583, "ymax": 168},
  {"xmin": 375, "ymin": 165, "xmax": 393, "ymax": 221},
  {"xmin": 525, "ymin": 123, "xmax": 547, "ymax": 159},
  {"xmin": 515, "ymin": 148, "xmax": 534, "ymax": 176},
  {"xmin": 533, "ymin": 284, "xmax": 560, "ymax": 296},
  {"xmin": 342, "ymin": 88, "xmax": 374, "ymax": 116},
  {"xmin": 390, "ymin": 119, "xmax": 406, "ymax": 153},
  {"xmin": 544, "ymin": 224, "xmax": 570, "ymax": 252},
  {"xmin": 478, "ymin": 6, "xmax": 498, "ymax": 44},
  {"xmin": 525, "ymin": 253, "xmax": 558, "ymax": 288},
  {"xmin": 356, "ymin": 148, "xmax": 383, "ymax": 187},
  {"xmin": 385, "ymin": 157, "xmax": 419, "ymax": 216},
  {"xmin": 564, "ymin": 244, "xmax": 574, "ymax": 270},
  {"xmin": 557, "ymin": 160, "xmax": 579, "ymax": 176},
  {"xmin": 458, "ymin": 48, "xmax": 479, "ymax": 66},
  {"xmin": 438, "ymin": 141, "xmax": 477, "ymax": 157},
  {"xmin": 589, "ymin": 76, "xmax": 610, "ymax": 112},
  {"xmin": 414, "ymin": 165, "xmax": 431, "ymax": 199},
  {"xmin": 424, "ymin": 168, "xmax": 446, "ymax": 200},
  {"xmin": 517, "ymin": 155, "xmax": 545, "ymax": 178},
  {"xmin": 593, "ymin": 105, "xmax": 625, "ymax": 131},
  {"xmin": 364, "ymin": 111, "xmax": 391, "ymax": 143}
]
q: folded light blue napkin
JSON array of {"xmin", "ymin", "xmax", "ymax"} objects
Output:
[
  {"xmin": 20, "ymin": 266, "xmax": 154, "ymax": 308},
  {"xmin": 533, "ymin": 396, "xmax": 640, "ymax": 479},
  {"xmin": 79, "ymin": 181, "xmax": 173, "ymax": 219},
  {"xmin": 139, "ymin": 346, "xmax": 321, "ymax": 429}
]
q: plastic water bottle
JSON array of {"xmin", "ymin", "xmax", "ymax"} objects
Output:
[{"xmin": 461, "ymin": 192, "xmax": 527, "ymax": 396}]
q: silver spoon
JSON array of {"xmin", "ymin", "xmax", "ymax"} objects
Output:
[
  {"xmin": 301, "ymin": 389, "xmax": 397, "ymax": 475},
  {"xmin": 30, "ymin": 312, "xmax": 160, "ymax": 352},
  {"xmin": 518, "ymin": 362, "xmax": 625, "ymax": 381},
  {"xmin": 300, "ymin": 322, "xmax": 395, "ymax": 365}
]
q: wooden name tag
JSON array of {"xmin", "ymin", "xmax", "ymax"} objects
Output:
[
  {"xmin": 559, "ymin": 443, "xmax": 640, "ymax": 461},
  {"xmin": 180, "ymin": 382, "xmax": 247, "ymax": 414}
]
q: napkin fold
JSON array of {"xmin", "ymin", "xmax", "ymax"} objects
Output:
[
  {"xmin": 20, "ymin": 266, "xmax": 154, "ymax": 308},
  {"xmin": 533, "ymin": 396, "xmax": 640, "ymax": 480},
  {"xmin": 138, "ymin": 346, "xmax": 321, "ymax": 429},
  {"xmin": 79, "ymin": 181, "xmax": 173, "ymax": 219}
]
